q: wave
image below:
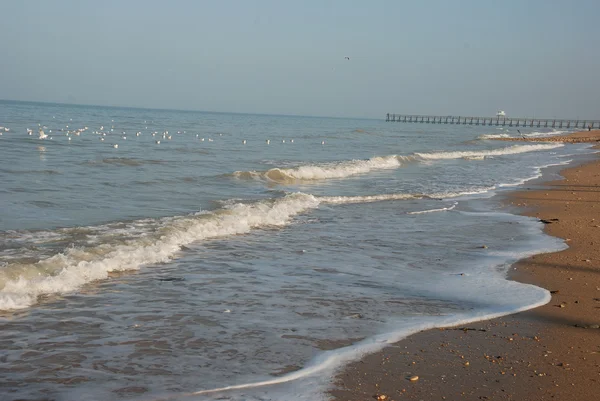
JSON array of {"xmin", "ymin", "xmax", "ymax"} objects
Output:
[
  {"xmin": 233, "ymin": 144, "xmax": 563, "ymax": 184},
  {"xmin": 0, "ymin": 144, "xmax": 566, "ymax": 311},
  {"xmin": 233, "ymin": 156, "xmax": 409, "ymax": 183},
  {"xmin": 415, "ymin": 143, "xmax": 563, "ymax": 160},
  {"xmin": 0, "ymin": 193, "xmax": 320, "ymax": 310},
  {"xmin": 0, "ymin": 186, "xmax": 500, "ymax": 310}
]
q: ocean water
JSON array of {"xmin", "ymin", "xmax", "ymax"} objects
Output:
[{"xmin": 0, "ymin": 100, "xmax": 594, "ymax": 401}]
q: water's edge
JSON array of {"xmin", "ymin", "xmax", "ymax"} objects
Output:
[
  {"xmin": 153, "ymin": 148, "xmax": 598, "ymax": 401},
  {"xmin": 320, "ymin": 150, "xmax": 599, "ymax": 401}
]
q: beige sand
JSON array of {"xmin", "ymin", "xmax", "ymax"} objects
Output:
[{"xmin": 330, "ymin": 132, "xmax": 600, "ymax": 401}]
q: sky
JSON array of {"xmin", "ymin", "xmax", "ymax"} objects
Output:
[{"xmin": 0, "ymin": 0, "xmax": 599, "ymax": 119}]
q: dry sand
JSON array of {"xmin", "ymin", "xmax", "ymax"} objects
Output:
[{"xmin": 330, "ymin": 131, "xmax": 600, "ymax": 401}]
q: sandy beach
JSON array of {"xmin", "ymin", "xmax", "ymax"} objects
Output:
[{"xmin": 330, "ymin": 131, "xmax": 600, "ymax": 401}]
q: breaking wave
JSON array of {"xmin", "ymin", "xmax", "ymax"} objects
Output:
[
  {"xmin": 0, "ymin": 193, "xmax": 321, "ymax": 310},
  {"xmin": 233, "ymin": 156, "xmax": 410, "ymax": 183},
  {"xmin": 233, "ymin": 144, "xmax": 563, "ymax": 184}
]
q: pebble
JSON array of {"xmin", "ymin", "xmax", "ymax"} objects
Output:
[{"xmin": 409, "ymin": 375, "xmax": 419, "ymax": 381}]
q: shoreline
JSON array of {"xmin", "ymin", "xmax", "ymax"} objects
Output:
[
  {"xmin": 329, "ymin": 131, "xmax": 600, "ymax": 400},
  {"xmin": 490, "ymin": 129, "xmax": 600, "ymax": 143}
]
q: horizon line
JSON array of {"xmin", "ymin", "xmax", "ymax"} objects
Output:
[{"xmin": 0, "ymin": 98, "xmax": 378, "ymax": 121}]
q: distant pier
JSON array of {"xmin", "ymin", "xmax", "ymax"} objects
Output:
[{"xmin": 385, "ymin": 114, "xmax": 600, "ymax": 129}]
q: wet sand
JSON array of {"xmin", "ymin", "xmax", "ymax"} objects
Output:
[{"xmin": 330, "ymin": 131, "xmax": 600, "ymax": 401}]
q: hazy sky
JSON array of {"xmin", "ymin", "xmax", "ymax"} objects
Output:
[{"xmin": 1, "ymin": 0, "xmax": 598, "ymax": 119}]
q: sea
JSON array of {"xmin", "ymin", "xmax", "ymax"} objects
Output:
[{"xmin": 0, "ymin": 100, "xmax": 595, "ymax": 401}]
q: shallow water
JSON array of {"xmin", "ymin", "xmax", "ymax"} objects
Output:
[{"xmin": 0, "ymin": 100, "xmax": 594, "ymax": 400}]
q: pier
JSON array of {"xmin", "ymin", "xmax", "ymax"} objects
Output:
[{"xmin": 385, "ymin": 114, "xmax": 600, "ymax": 129}]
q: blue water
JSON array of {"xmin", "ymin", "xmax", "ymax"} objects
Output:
[{"xmin": 0, "ymin": 100, "xmax": 593, "ymax": 400}]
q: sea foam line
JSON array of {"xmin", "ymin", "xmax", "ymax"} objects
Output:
[
  {"xmin": 478, "ymin": 129, "xmax": 573, "ymax": 140},
  {"xmin": 497, "ymin": 159, "xmax": 572, "ymax": 188},
  {"xmin": 407, "ymin": 202, "xmax": 457, "ymax": 215},
  {"xmin": 318, "ymin": 193, "xmax": 422, "ymax": 204},
  {"xmin": 414, "ymin": 143, "xmax": 564, "ymax": 160}
]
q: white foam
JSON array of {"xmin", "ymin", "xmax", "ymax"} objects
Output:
[
  {"xmin": 497, "ymin": 160, "xmax": 572, "ymax": 188},
  {"xmin": 318, "ymin": 193, "xmax": 421, "ymax": 204},
  {"xmin": 525, "ymin": 129, "xmax": 571, "ymax": 138},
  {"xmin": 478, "ymin": 133, "xmax": 512, "ymax": 139},
  {"xmin": 478, "ymin": 129, "xmax": 573, "ymax": 140},
  {"xmin": 407, "ymin": 203, "xmax": 457, "ymax": 214},
  {"xmin": 233, "ymin": 155, "xmax": 406, "ymax": 182},
  {"xmin": 415, "ymin": 143, "xmax": 564, "ymax": 160},
  {"xmin": 317, "ymin": 188, "xmax": 495, "ymax": 206},
  {"xmin": 429, "ymin": 187, "xmax": 496, "ymax": 199},
  {"xmin": 0, "ymin": 193, "xmax": 320, "ymax": 310}
]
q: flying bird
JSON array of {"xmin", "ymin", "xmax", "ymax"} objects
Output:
[{"xmin": 344, "ymin": 57, "xmax": 350, "ymax": 60}]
